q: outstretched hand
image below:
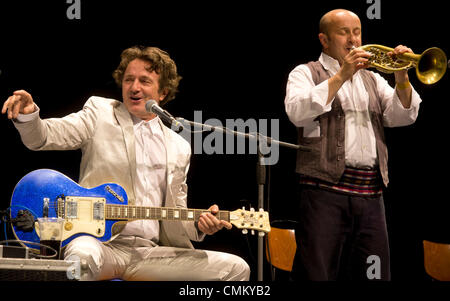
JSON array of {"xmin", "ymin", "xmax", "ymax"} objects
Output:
[{"xmin": 2, "ymin": 90, "xmax": 36, "ymax": 119}]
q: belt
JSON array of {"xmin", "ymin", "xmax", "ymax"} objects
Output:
[{"xmin": 299, "ymin": 166, "xmax": 383, "ymax": 196}]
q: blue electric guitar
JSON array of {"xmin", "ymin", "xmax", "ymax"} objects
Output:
[{"xmin": 9, "ymin": 169, "xmax": 271, "ymax": 250}]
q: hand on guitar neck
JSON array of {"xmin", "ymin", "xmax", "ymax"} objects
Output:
[{"xmin": 197, "ymin": 204, "xmax": 233, "ymax": 235}]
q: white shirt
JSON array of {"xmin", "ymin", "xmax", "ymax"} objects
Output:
[
  {"xmin": 284, "ymin": 52, "xmax": 422, "ymax": 168},
  {"xmin": 120, "ymin": 115, "xmax": 167, "ymax": 242}
]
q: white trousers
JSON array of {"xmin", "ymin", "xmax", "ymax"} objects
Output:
[{"xmin": 63, "ymin": 235, "xmax": 250, "ymax": 281}]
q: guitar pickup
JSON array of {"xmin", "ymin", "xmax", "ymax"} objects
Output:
[
  {"xmin": 93, "ymin": 202, "xmax": 104, "ymax": 220},
  {"xmin": 66, "ymin": 200, "xmax": 78, "ymax": 219}
]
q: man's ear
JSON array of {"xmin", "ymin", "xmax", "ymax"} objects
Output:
[
  {"xmin": 159, "ymin": 88, "xmax": 168, "ymax": 102},
  {"xmin": 318, "ymin": 33, "xmax": 329, "ymax": 49}
]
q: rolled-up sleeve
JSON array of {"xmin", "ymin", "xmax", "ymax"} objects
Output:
[
  {"xmin": 374, "ymin": 72, "xmax": 422, "ymax": 127},
  {"xmin": 284, "ymin": 65, "xmax": 333, "ymax": 127}
]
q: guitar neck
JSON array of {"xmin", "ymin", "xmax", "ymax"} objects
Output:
[{"xmin": 105, "ymin": 204, "xmax": 230, "ymax": 222}]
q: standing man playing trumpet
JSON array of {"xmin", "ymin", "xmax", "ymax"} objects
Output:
[{"xmin": 284, "ymin": 9, "xmax": 422, "ymax": 280}]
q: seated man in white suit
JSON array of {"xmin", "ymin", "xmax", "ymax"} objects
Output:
[{"xmin": 2, "ymin": 45, "xmax": 250, "ymax": 281}]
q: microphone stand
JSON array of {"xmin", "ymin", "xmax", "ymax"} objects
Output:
[
  {"xmin": 176, "ymin": 118, "xmax": 309, "ymax": 151},
  {"xmin": 176, "ymin": 117, "xmax": 310, "ymax": 281}
]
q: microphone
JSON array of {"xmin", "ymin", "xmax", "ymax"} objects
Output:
[{"xmin": 145, "ymin": 100, "xmax": 183, "ymax": 133}]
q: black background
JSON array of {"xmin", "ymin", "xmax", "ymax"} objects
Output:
[{"xmin": 0, "ymin": 0, "xmax": 449, "ymax": 282}]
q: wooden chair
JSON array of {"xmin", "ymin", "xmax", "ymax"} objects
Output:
[
  {"xmin": 265, "ymin": 226, "xmax": 297, "ymax": 278},
  {"xmin": 423, "ymin": 240, "xmax": 450, "ymax": 281}
]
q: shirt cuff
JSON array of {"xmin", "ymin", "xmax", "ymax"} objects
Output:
[
  {"xmin": 393, "ymin": 85, "xmax": 421, "ymax": 111},
  {"xmin": 310, "ymin": 79, "xmax": 333, "ymax": 113}
]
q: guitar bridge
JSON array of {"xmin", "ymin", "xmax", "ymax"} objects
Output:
[{"xmin": 57, "ymin": 195, "xmax": 66, "ymax": 218}]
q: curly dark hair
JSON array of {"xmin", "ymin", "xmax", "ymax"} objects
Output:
[{"xmin": 112, "ymin": 46, "xmax": 182, "ymax": 106}]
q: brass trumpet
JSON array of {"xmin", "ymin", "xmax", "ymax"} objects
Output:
[{"xmin": 355, "ymin": 44, "xmax": 447, "ymax": 85}]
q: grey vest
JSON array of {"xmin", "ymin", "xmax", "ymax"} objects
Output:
[{"xmin": 295, "ymin": 61, "xmax": 389, "ymax": 187}]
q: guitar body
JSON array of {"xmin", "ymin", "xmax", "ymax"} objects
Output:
[{"xmin": 10, "ymin": 169, "xmax": 128, "ymax": 249}]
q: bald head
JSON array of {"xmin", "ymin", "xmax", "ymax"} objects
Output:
[
  {"xmin": 317, "ymin": 9, "xmax": 363, "ymax": 64},
  {"xmin": 319, "ymin": 9, "xmax": 360, "ymax": 36}
]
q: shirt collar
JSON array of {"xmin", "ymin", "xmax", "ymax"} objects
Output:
[
  {"xmin": 319, "ymin": 52, "xmax": 341, "ymax": 73},
  {"xmin": 131, "ymin": 114, "xmax": 161, "ymax": 135}
]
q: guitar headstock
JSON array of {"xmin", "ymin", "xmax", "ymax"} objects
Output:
[{"xmin": 229, "ymin": 207, "xmax": 271, "ymax": 236}]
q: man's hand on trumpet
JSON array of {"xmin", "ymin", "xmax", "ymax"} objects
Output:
[
  {"xmin": 387, "ymin": 45, "xmax": 414, "ymax": 83},
  {"xmin": 387, "ymin": 45, "xmax": 414, "ymax": 108},
  {"xmin": 338, "ymin": 46, "xmax": 372, "ymax": 82}
]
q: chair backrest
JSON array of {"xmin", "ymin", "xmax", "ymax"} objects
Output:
[
  {"xmin": 423, "ymin": 240, "xmax": 450, "ymax": 281},
  {"xmin": 265, "ymin": 227, "xmax": 297, "ymax": 272}
]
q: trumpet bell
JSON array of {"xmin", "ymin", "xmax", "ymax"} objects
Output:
[{"xmin": 416, "ymin": 47, "xmax": 447, "ymax": 85}]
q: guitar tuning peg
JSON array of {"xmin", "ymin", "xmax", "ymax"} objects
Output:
[
  {"xmin": 258, "ymin": 208, "xmax": 265, "ymax": 218},
  {"xmin": 242, "ymin": 229, "xmax": 248, "ymax": 235},
  {"xmin": 250, "ymin": 207, "xmax": 255, "ymax": 217},
  {"xmin": 251, "ymin": 230, "xmax": 255, "ymax": 235},
  {"xmin": 258, "ymin": 231, "xmax": 265, "ymax": 237}
]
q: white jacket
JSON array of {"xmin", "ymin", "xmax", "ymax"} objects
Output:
[{"xmin": 13, "ymin": 96, "xmax": 205, "ymax": 248}]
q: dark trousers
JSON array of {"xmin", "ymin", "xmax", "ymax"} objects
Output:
[{"xmin": 292, "ymin": 185, "xmax": 390, "ymax": 281}]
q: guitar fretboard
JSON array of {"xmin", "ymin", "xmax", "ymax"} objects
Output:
[{"xmin": 105, "ymin": 205, "xmax": 230, "ymax": 222}]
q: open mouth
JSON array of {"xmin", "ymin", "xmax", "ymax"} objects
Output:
[{"xmin": 130, "ymin": 96, "xmax": 143, "ymax": 102}]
